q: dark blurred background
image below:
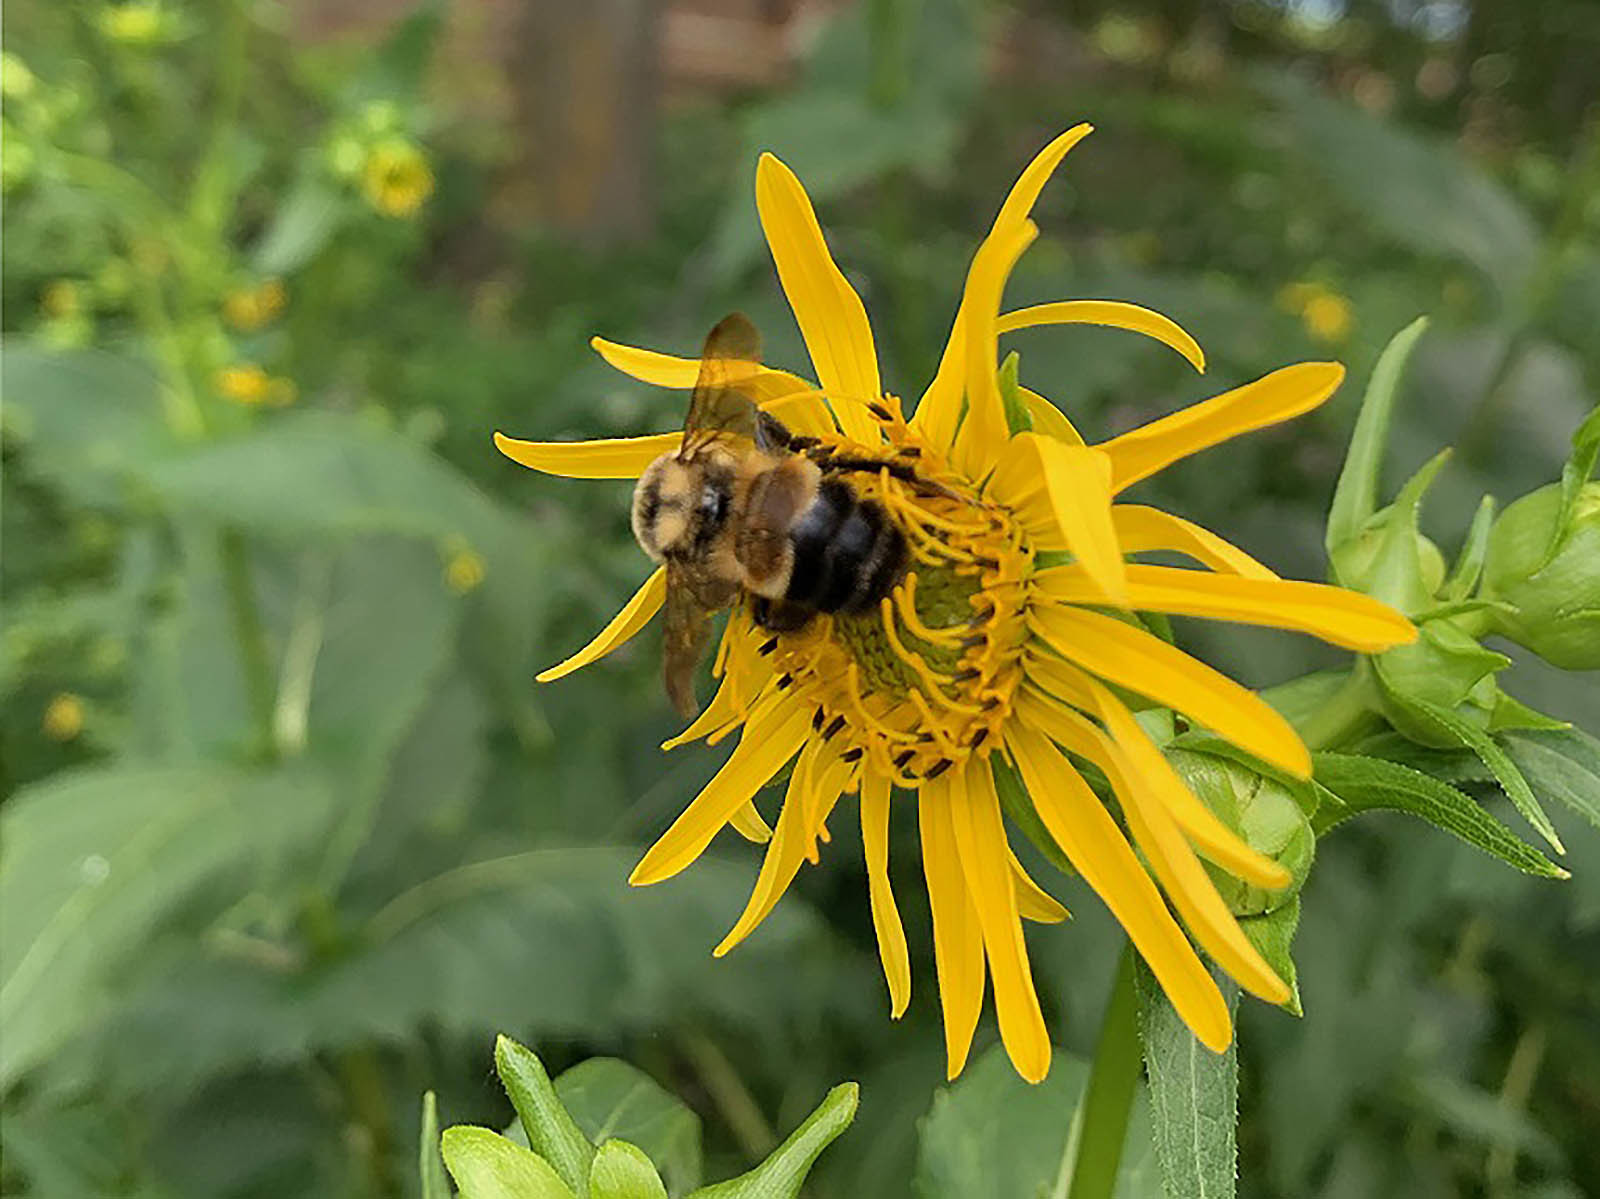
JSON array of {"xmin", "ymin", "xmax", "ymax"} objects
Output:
[{"xmin": 2, "ymin": 1, "xmax": 1597, "ymax": 1196}]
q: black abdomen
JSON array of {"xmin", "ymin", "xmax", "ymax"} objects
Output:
[{"xmin": 785, "ymin": 480, "xmax": 906, "ymax": 615}]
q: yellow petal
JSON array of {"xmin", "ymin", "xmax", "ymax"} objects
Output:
[
  {"xmin": 861, "ymin": 773, "xmax": 912, "ymax": 1017},
  {"xmin": 1111, "ymin": 505, "xmax": 1278, "ymax": 579},
  {"xmin": 1033, "ymin": 697, "xmax": 1289, "ymax": 1003},
  {"xmin": 591, "ymin": 337, "xmax": 836, "ymax": 437},
  {"xmin": 494, "ymin": 430, "xmax": 679, "ymax": 480},
  {"xmin": 949, "ymin": 761, "xmax": 1051, "ymax": 1083},
  {"xmin": 537, "ymin": 568, "xmax": 666, "ymax": 682},
  {"xmin": 631, "ymin": 694, "xmax": 812, "ymax": 885},
  {"xmin": 1039, "ymin": 563, "xmax": 1417, "ymax": 653},
  {"xmin": 985, "ymin": 435, "xmax": 1072, "ymax": 550},
  {"xmin": 715, "ymin": 740, "xmax": 844, "ymax": 954},
  {"xmin": 1009, "ymin": 848, "xmax": 1070, "ymax": 923},
  {"xmin": 911, "ymin": 305, "xmax": 967, "ymax": 451},
  {"xmin": 998, "ymin": 300, "xmax": 1205, "ymax": 373},
  {"xmin": 1035, "ymin": 666, "xmax": 1288, "ymax": 890},
  {"xmin": 1028, "ymin": 604, "xmax": 1310, "ymax": 777},
  {"xmin": 919, "ymin": 777, "xmax": 986, "ymax": 1079},
  {"xmin": 729, "ymin": 801, "xmax": 773, "ymax": 844},
  {"xmin": 755, "ymin": 154, "xmax": 881, "ymax": 443},
  {"xmin": 1100, "ymin": 362, "xmax": 1345, "ymax": 493},
  {"xmin": 1024, "ymin": 436, "xmax": 1128, "ymax": 606},
  {"xmin": 1021, "ymin": 387, "xmax": 1084, "ymax": 445},
  {"xmin": 993, "ymin": 124, "xmax": 1095, "ymax": 237},
  {"xmin": 1004, "ymin": 716, "xmax": 1231, "ymax": 1051},
  {"xmin": 662, "ymin": 671, "xmax": 745, "ymax": 751},
  {"xmin": 952, "ymin": 221, "xmax": 1037, "ymax": 479}
]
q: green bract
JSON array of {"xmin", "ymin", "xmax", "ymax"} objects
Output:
[
  {"xmin": 1484, "ymin": 480, "xmax": 1600, "ymax": 669},
  {"xmin": 429, "ymin": 1038, "xmax": 857, "ymax": 1199}
]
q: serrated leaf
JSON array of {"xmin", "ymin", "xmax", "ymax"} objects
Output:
[
  {"xmin": 1239, "ymin": 898, "xmax": 1302, "ymax": 1017},
  {"xmin": 1311, "ymin": 753, "xmax": 1566, "ymax": 878},
  {"xmin": 1372, "ymin": 672, "xmax": 1563, "ymax": 852},
  {"xmin": 686, "ymin": 1083, "xmax": 857, "ymax": 1199},
  {"xmin": 422, "ymin": 1092, "xmax": 451, "ymax": 1199},
  {"xmin": 555, "ymin": 1060, "xmax": 701, "ymax": 1197},
  {"xmin": 589, "ymin": 1141, "xmax": 668, "ymax": 1199},
  {"xmin": 1136, "ymin": 962, "xmax": 1238, "ymax": 1199},
  {"xmin": 1326, "ymin": 316, "xmax": 1429, "ymax": 555},
  {"xmin": 498, "ymin": 1038, "xmax": 595, "ymax": 1198},
  {"xmin": 0, "ymin": 765, "xmax": 337, "ymax": 1088},
  {"xmin": 441, "ymin": 1127, "xmax": 576, "ymax": 1199},
  {"xmin": 1503, "ymin": 728, "xmax": 1600, "ymax": 832}
]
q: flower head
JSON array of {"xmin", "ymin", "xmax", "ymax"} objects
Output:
[
  {"xmin": 494, "ymin": 128, "xmax": 1415, "ymax": 1082},
  {"xmin": 361, "ymin": 137, "xmax": 434, "ymax": 219}
]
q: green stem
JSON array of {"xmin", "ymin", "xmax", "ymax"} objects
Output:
[
  {"xmin": 218, "ymin": 529, "xmax": 277, "ymax": 761},
  {"xmin": 679, "ymin": 1029, "xmax": 777, "ymax": 1161},
  {"xmin": 1057, "ymin": 943, "xmax": 1142, "ymax": 1199}
]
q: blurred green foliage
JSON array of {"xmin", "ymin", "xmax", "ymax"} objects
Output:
[{"xmin": 2, "ymin": 1, "xmax": 1597, "ymax": 1197}]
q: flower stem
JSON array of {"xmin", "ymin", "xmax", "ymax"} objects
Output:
[
  {"xmin": 218, "ymin": 529, "xmax": 277, "ymax": 761},
  {"xmin": 1056, "ymin": 943, "xmax": 1141, "ymax": 1199}
]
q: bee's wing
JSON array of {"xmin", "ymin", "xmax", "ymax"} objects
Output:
[
  {"xmin": 681, "ymin": 312, "xmax": 763, "ymax": 458},
  {"xmin": 662, "ymin": 562, "xmax": 738, "ymax": 718}
]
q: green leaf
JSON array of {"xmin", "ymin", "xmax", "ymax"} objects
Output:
[
  {"xmin": 1239, "ymin": 898, "xmax": 1303, "ymax": 1017},
  {"xmin": 252, "ymin": 171, "xmax": 348, "ymax": 276},
  {"xmin": 913, "ymin": 1043, "xmax": 1158, "ymax": 1199},
  {"xmin": 1553, "ymin": 403, "xmax": 1600, "ymax": 558},
  {"xmin": 0, "ymin": 764, "xmax": 337, "ymax": 1088},
  {"xmin": 1311, "ymin": 753, "xmax": 1567, "ymax": 878},
  {"xmin": 556, "ymin": 1060, "xmax": 701, "ymax": 1197},
  {"xmin": 589, "ymin": 1141, "xmax": 669, "ymax": 1199},
  {"xmin": 497, "ymin": 1037, "xmax": 596, "ymax": 1199},
  {"xmin": 1443, "ymin": 495, "xmax": 1497, "ymax": 601},
  {"xmin": 1372, "ymin": 674, "xmax": 1564, "ymax": 853},
  {"xmin": 1136, "ymin": 962, "xmax": 1238, "ymax": 1199},
  {"xmin": 1351, "ymin": 449, "xmax": 1452, "ymax": 613},
  {"xmin": 421, "ymin": 1092, "xmax": 451, "ymax": 1199},
  {"xmin": 1326, "ymin": 315, "xmax": 1430, "ymax": 555},
  {"xmin": 686, "ymin": 1083, "xmax": 858, "ymax": 1199},
  {"xmin": 998, "ymin": 351, "xmax": 1031, "ymax": 435},
  {"xmin": 441, "ymin": 1127, "xmax": 576, "ymax": 1199},
  {"xmin": 1503, "ymin": 728, "xmax": 1600, "ymax": 832}
]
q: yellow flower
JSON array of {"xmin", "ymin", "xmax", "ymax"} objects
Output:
[
  {"xmin": 1278, "ymin": 280, "xmax": 1353, "ymax": 343},
  {"xmin": 41, "ymin": 280, "xmax": 82, "ymax": 319},
  {"xmin": 493, "ymin": 128, "xmax": 1416, "ymax": 1083},
  {"xmin": 445, "ymin": 547, "xmax": 487, "ymax": 594},
  {"xmin": 361, "ymin": 137, "xmax": 434, "ymax": 219},
  {"xmin": 223, "ymin": 278, "xmax": 287, "ymax": 331},
  {"xmin": 97, "ymin": 2, "xmax": 165, "ymax": 45},
  {"xmin": 43, "ymin": 693, "xmax": 84, "ymax": 741},
  {"xmin": 217, "ymin": 365, "xmax": 296, "ymax": 406}
]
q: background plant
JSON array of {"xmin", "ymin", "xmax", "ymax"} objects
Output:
[{"xmin": 2, "ymin": 2, "xmax": 1597, "ymax": 1197}]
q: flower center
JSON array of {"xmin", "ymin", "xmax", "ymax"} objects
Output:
[{"xmin": 759, "ymin": 417, "xmax": 1033, "ymax": 786}]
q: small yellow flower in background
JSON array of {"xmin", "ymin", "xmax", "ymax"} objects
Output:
[
  {"xmin": 1278, "ymin": 280, "xmax": 1353, "ymax": 343},
  {"xmin": 97, "ymin": 2, "xmax": 166, "ymax": 45},
  {"xmin": 445, "ymin": 546, "xmax": 487, "ymax": 594},
  {"xmin": 223, "ymin": 278, "xmax": 287, "ymax": 331},
  {"xmin": 495, "ymin": 128, "xmax": 1416, "ymax": 1083},
  {"xmin": 41, "ymin": 280, "xmax": 82, "ymax": 320},
  {"xmin": 217, "ymin": 364, "xmax": 296, "ymax": 406},
  {"xmin": 361, "ymin": 137, "xmax": 434, "ymax": 219},
  {"xmin": 43, "ymin": 693, "xmax": 85, "ymax": 741}
]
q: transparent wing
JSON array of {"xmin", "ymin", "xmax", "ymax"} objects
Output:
[
  {"xmin": 661, "ymin": 562, "xmax": 738, "ymax": 718},
  {"xmin": 681, "ymin": 312, "xmax": 763, "ymax": 458}
]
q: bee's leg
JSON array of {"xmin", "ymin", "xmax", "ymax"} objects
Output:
[
  {"xmin": 812, "ymin": 452, "xmax": 963, "ymax": 500},
  {"xmin": 755, "ymin": 409, "xmax": 806, "ymax": 453},
  {"xmin": 751, "ymin": 595, "xmax": 814, "ymax": 633}
]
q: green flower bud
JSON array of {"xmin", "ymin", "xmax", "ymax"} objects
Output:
[
  {"xmin": 1483, "ymin": 481, "xmax": 1600, "ymax": 669},
  {"xmin": 1169, "ymin": 749, "xmax": 1313, "ymax": 915},
  {"xmin": 1331, "ymin": 520, "xmax": 1447, "ymax": 605}
]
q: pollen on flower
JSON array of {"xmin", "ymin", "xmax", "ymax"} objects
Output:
[{"xmin": 756, "ymin": 416, "xmax": 1031, "ymax": 787}]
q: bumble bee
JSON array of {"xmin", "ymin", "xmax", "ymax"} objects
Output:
[{"xmin": 631, "ymin": 313, "xmax": 912, "ymax": 717}]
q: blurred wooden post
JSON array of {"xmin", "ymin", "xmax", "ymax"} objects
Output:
[{"xmin": 504, "ymin": 0, "xmax": 661, "ymax": 242}]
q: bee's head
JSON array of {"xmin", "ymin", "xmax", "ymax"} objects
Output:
[{"xmin": 631, "ymin": 452, "xmax": 697, "ymax": 563}]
